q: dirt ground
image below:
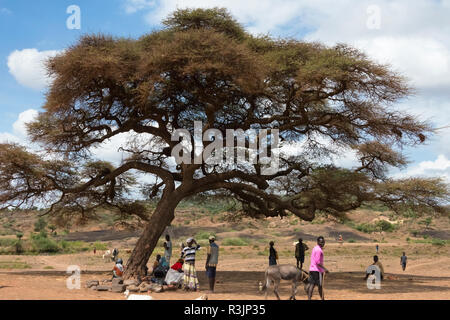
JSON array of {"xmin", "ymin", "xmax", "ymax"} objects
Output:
[{"xmin": 0, "ymin": 243, "xmax": 449, "ymax": 300}]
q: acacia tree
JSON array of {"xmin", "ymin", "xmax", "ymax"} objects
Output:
[{"xmin": 0, "ymin": 8, "xmax": 448, "ymax": 278}]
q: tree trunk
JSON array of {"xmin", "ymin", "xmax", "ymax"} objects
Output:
[{"xmin": 123, "ymin": 194, "xmax": 179, "ymax": 279}]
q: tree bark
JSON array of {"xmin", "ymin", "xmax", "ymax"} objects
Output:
[{"xmin": 123, "ymin": 193, "xmax": 180, "ymax": 279}]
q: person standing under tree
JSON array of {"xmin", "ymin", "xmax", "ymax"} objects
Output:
[
  {"xmin": 295, "ymin": 238, "xmax": 309, "ymax": 270},
  {"xmin": 269, "ymin": 241, "xmax": 278, "ymax": 266},
  {"xmin": 181, "ymin": 238, "xmax": 201, "ymax": 292},
  {"xmin": 163, "ymin": 234, "xmax": 173, "ymax": 266},
  {"xmin": 205, "ymin": 235, "xmax": 219, "ymax": 293},
  {"xmin": 400, "ymin": 252, "xmax": 407, "ymax": 271},
  {"xmin": 306, "ymin": 236, "xmax": 329, "ymax": 300}
]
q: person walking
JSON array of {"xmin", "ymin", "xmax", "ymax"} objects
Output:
[
  {"xmin": 306, "ymin": 236, "xmax": 329, "ymax": 300},
  {"xmin": 163, "ymin": 234, "xmax": 173, "ymax": 266},
  {"xmin": 400, "ymin": 252, "xmax": 408, "ymax": 271},
  {"xmin": 295, "ymin": 238, "xmax": 309, "ymax": 270},
  {"xmin": 376, "ymin": 244, "xmax": 379, "ymax": 254},
  {"xmin": 205, "ymin": 235, "xmax": 219, "ymax": 293},
  {"xmin": 269, "ymin": 241, "xmax": 278, "ymax": 266},
  {"xmin": 181, "ymin": 238, "xmax": 201, "ymax": 292}
]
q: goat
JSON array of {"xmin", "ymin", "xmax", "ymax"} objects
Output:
[
  {"xmin": 262, "ymin": 265, "xmax": 309, "ymax": 300},
  {"xmin": 124, "ymin": 290, "xmax": 154, "ymax": 300},
  {"xmin": 102, "ymin": 250, "xmax": 112, "ymax": 260}
]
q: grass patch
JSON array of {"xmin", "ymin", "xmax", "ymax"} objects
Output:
[
  {"xmin": 409, "ymin": 238, "xmax": 448, "ymax": 246},
  {"xmin": 195, "ymin": 231, "xmax": 214, "ymax": 240},
  {"xmin": 222, "ymin": 238, "xmax": 250, "ymax": 246},
  {"xmin": 0, "ymin": 261, "xmax": 32, "ymax": 269}
]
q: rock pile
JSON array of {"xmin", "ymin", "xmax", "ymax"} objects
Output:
[{"xmin": 85, "ymin": 278, "xmax": 165, "ymax": 294}]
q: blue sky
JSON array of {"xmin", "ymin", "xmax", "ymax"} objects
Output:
[{"xmin": 0, "ymin": 0, "xmax": 449, "ymax": 181}]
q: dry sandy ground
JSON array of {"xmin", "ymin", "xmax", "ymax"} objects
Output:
[{"xmin": 0, "ymin": 243, "xmax": 449, "ymax": 300}]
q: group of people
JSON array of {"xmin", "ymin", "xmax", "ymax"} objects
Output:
[
  {"xmin": 112, "ymin": 234, "xmax": 220, "ymax": 293},
  {"xmin": 110, "ymin": 234, "xmax": 409, "ymax": 298},
  {"xmin": 180, "ymin": 235, "xmax": 220, "ymax": 292},
  {"xmin": 268, "ymin": 237, "xmax": 409, "ymax": 300},
  {"xmin": 268, "ymin": 237, "xmax": 328, "ymax": 300}
]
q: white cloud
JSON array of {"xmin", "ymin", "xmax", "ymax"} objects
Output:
[
  {"xmin": 125, "ymin": 0, "xmax": 311, "ymax": 34},
  {"xmin": 0, "ymin": 132, "xmax": 21, "ymax": 144},
  {"xmin": 12, "ymin": 109, "xmax": 39, "ymax": 138},
  {"xmin": 124, "ymin": 0, "xmax": 155, "ymax": 14},
  {"xmin": 7, "ymin": 49, "xmax": 62, "ymax": 91},
  {"xmin": 0, "ymin": 109, "xmax": 38, "ymax": 144},
  {"xmin": 354, "ymin": 37, "xmax": 450, "ymax": 90},
  {"xmin": 394, "ymin": 154, "xmax": 450, "ymax": 182}
]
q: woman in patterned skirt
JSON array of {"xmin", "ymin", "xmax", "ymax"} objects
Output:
[{"xmin": 181, "ymin": 238, "xmax": 201, "ymax": 291}]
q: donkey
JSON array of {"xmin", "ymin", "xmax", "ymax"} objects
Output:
[{"xmin": 262, "ymin": 265, "xmax": 309, "ymax": 300}]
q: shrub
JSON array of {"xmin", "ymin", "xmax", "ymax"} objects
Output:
[
  {"xmin": 31, "ymin": 233, "xmax": 60, "ymax": 253},
  {"xmin": 348, "ymin": 239, "xmax": 356, "ymax": 243},
  {"xmin": 195, "ymin": 231, "xmax": 213, "ymax": 240},
  {"xmin": 376, "ymin": 220, "xmax": 396, "ymax": 232},
  {"xmin": 431, "ymin": 239, "xmax": 446, "ymax": 246},
  {"xmin": 356, "ymin": 221, "xmax": 396, "ymax": 233},
  {"xmin": 15, "ymin": 239, "xmax": 23, "ymax": 254},
  {"xmin": 34, "ymin": 217, "xmax": 47, "ymax": 232}
]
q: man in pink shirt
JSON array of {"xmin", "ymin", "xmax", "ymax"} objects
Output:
[{"xmin": 306, "ymin": 236, "xmax": 329, "ymax": 300}]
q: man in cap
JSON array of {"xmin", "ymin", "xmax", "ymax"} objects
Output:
[{"xmin": 205, "ymin": 235, "xmax": 219, "ymax": 293}]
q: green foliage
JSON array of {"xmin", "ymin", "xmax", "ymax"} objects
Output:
[
  {"xmin": 222, "ymin": 238, "xmax": 249, "ymax": 246},
  {"xmin": 195, "ymin": 231, "xmax": 214, "ymax": 240},
  {"xmin": 348, "ymin": 239, "xmax": 356, "ymax": 243},
  {"xmin": 376, "ymin": 220, "xmax": 396, "ymax": 232},
  {"xmin": 163, "ymin": 7, "xmax": 247, "ymax": 41},
  {"xmin": 92, "ymin": 242, "xmax": 108, "ymax": 251},
  {"xmin": 360, "ymin": 202, "xmax": 389, "ymax": 212},
  {"xmin": 355, "ymin": 220, "xmax": 396, "ymax": 233},
  {"xmin": 0, "ymin": 261, "xmax": 31, "ymax": 269},
  {"xmin": 417, "ymin": 217, "xmax": 433, "ymax": 228},
  {"xmin": 2, "ymin": 222, "xmax": 12, "ymax": 229},
  {"xmin": 15, "ymin": 240, "xmax": 23, "ymax": 254},
  {"xmin": 31, "ymin": 232, "xmax": 60, "ymax": 253},
  {"xmin": 409, "ymin": 238, "xmax": 448, "ymax": 246},
  {"xmin": 34, "ymin": 217, "xmax": 47, "ymax": 232},
  {"xmin": 0, "ymin": 238, "xmax": 17, "ymax": 247},
  {"xmin": 432, "ymin": 239, "xmax": 446, "ymax": 246}
]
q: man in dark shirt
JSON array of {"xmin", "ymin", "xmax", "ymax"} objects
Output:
[
  {"xmin": 295, "ymin": 238, "xmax": 309, "ymax": 270},
  {"xmin": 400, "ymin": 252, "xmax": 407, "ymax": 271},
  {"xmin": 269, "ymin": 241, "xmax": 278, "ymax": 266}
]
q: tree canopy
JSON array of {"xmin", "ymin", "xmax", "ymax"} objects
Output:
[{"xmin": 0, "ymin": 7, "xmax": 448, "ymax": 278}]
